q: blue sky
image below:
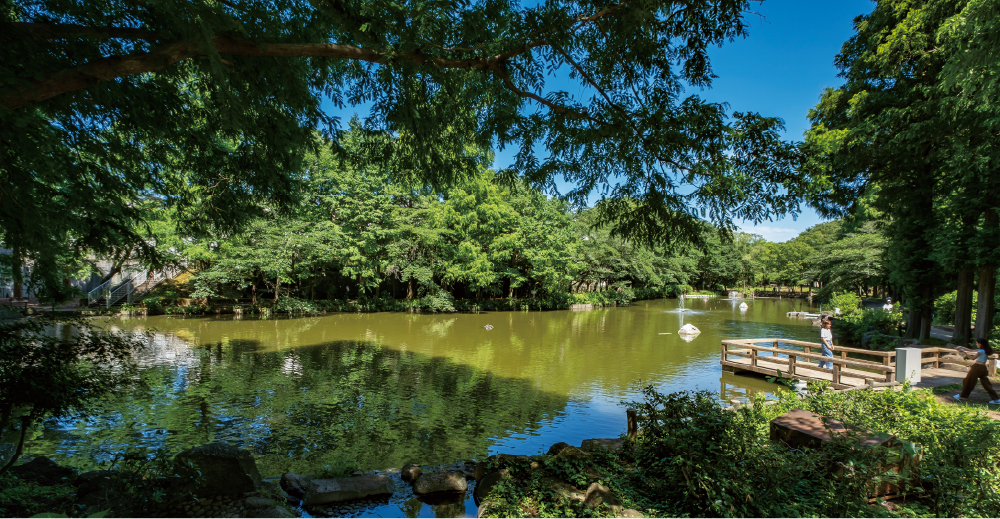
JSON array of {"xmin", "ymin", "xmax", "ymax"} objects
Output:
[
  {"xmin": 489, "ymin": 0, "xmax": 874, "ymax": 242},
  {"xmin": 700, "ymin": 0, "xmax": 874, "ymax": 242},
  {"xmin": 323, "ymin": 0, "xmax": 875, "ymax": 243}
]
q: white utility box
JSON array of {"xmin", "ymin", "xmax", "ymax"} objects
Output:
[{"xmin": 895, "ymin": 347, "xmax": 922, "ymax": 384}]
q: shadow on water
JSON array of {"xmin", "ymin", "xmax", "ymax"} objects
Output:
[{"xmin": 30, "ymin": 338, "xmax": 569, "ymax": 478}]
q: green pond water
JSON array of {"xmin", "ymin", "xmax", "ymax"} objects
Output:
[{"xmin": 27, "ymin": 297, "xmax": 820, "ymax": 480}]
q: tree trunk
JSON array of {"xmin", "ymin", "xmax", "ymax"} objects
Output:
[
  {"xmin": 274, "ymin": 276, "xmax": 280, "ymax": 303},
  {"xmin": 975, "ymin": 265, "xmax": 997, "ymax": 340},
  {"xmin": 953, "ymin": 267, "xmax": 975, "ymax": 346},
  {"xmin": 0, "ymin": 415, "xmax": 31, "ymax": 475},
  {"xmin": 11, "ymin": 244, "xmax": 23, "ymax": 299},
  {"xmin": 904, "ymin": 305, "xmax": 921, "ymax": 339},
  {"xmin": 407, "ymin": 278, "xmax": 414, "ymax": 300}
]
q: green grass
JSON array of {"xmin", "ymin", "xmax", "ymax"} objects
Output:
[{"xmin": 930, "ymin": 383, "xmax": 961, "ymax": 394}]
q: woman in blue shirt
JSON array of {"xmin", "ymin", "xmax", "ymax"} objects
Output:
[{"xmin": 954, "ymin": 338, "xmax": 1000, "ymax": 404}]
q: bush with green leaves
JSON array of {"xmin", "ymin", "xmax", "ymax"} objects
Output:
[
  {"xmin": 826, "ymin": 292, "xmax": 863, "ymax": 317},
  {"xmin": 141, "ymin": 296, "xmax": 164, "ymax": 313},
  {"xmin": 0, "ymin": 474, "xmax": 76, "ymax": 517},
  {"xmin": 835, "ymin": 309, "xmax": 904, "ymax": 345},
  {"xmin": 482, "ymin": 386, "xmax": 1000, "ymax": 518},
  {"xmin": 82, "ymin": 449, "xmax": 203, "ymax": 517},
  {"xmin": 0, "ymin": 318, "xmax": 145, "ymax": 474}
]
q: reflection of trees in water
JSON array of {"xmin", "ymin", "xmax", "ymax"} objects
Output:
[
  {"xmin": 422, "ymin": 318, "xmax": 457, "ymax": 338},
  {"xmin": 28, "ymin": 339, "xmax": 567, "ymax": 477}
]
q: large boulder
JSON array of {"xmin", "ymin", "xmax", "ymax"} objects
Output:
[
  {"xmin": 677, "ymin": 324, "xmax": 701, "ymax": 336},
  {"xmin": 412, "ymin": 471, "xmax": 467, "ymax": 494},
  {"xmin": 400, "ymin": 463, "xmax": 422, "ymax": 483},
  {"xmin": 10, "ymin": 457, "xmax": 77, "ymax": 485},
  {"xmin": 584, "ymin": 482, "xmax": 623, "ymax": 511},
  {"xmin": 580, "ymin": 438, "xmax": 624, "ymax": 451},
  {"xmin": 540, "ymin": 477, "xmax": 585, "ymax": 502},
  {"xmin": 175, "ymin": 442, "xmax": 262, "ymax": 496},
  {"xmin": 547, "ymin": 442, "xmax": 592, "ymax": 460},
  {"xmin": 301, "ymin": 475, "xmax": 395, "ymax": 506},
  {"xmin": 280, "ymin": 472, "xmax": 309, "ymax": 499},
  {"xmin": 473, "ymin": 469, "xmax": 509, "ymax": 505}
]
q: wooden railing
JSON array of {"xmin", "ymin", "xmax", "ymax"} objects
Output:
[
  {"xmin": 919, "ymin": 347, "xmax": 998, "ymax": 376},
  {"xmin": 722, "ymin": 338, "xmax": 896, "ymax": 388}
]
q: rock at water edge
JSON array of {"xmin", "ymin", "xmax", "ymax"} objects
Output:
[
  {"xmin": 473, "ymin": 470, "xmax": 509, "ymax": 505},
  {"xmin": 401, "ymin": 463, "xmax": 422, "ymax": 483},
  {"xmin": 412, "ymin": 471, "xmax": 468, "ymax": 494},
  {"xmin": 302, "ymin": 475, "xmax": 395, "ymax": 506},
  {"xmin": 175, "ymin": 442, "xmax": 262, "ymax": 496},
  {"xmin": 10, "ymin": 457, "xmax": 77, "ymax": 486},
  {"xmin": 547, "ymin": 443, "xmax": 592, "ymax": 459},
  {"xmin": 280, "ymin": 472, "xmax": 310, "ymax": 499}
]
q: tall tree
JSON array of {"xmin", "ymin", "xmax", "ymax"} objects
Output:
[{"xmin": 801, "ymin": 0, "xmax": 976, "ymax": 339}]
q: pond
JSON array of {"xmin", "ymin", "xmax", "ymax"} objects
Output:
[{"xmin": 25, "ymin": 297, "xmax": 820, "ymax": 480}]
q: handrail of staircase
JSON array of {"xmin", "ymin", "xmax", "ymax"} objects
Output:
[
  {"xmin": 124, "ymin": 265, "xmax": 185, "ymax": 305},
  {"xmin": 107, "ymin": 269, "xmax": 148, "ymax": 308},
  {"xmin": 88, "ymin": 271, "xmax": 126, "ymax": 305},
  {"xmin": 127, "ymin": 269, "xmax": 166, "ymax": 304}
]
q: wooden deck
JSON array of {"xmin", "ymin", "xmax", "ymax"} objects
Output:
[
  {"xmin": 722, "ymin": 338, "xmax": 897, "ymax": 389},
  {"xmin": 722, "ymin": 338, "xmax": 998, "ymax": 390}
]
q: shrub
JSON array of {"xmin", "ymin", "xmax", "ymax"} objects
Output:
[
  {"xmin": 142, "ymin": 296, "xmax": 164, "ymax": 313},
  {"xmin": 835, "ymin": 309, "xmax": 904, "ymax": 345},
  {"xmin": 827, "ymin": 292, "xmax": 863, "ymax": 317},
  {"xmin": 273, "ymin": 296, "xmax": 322, "ymax": 313},
  {"xmin": 0, "ymin": 474, "xmax": 76, "ymax": 517},
  {"xmin": 616, "ymin": 386, "xmax": 1000, "ymax": 518}
]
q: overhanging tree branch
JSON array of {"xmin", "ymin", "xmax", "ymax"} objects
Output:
[{"xmin": 2, "ymin": 1, "xmax": 634, "ymax": 111}]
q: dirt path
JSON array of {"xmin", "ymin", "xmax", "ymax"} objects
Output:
[{"xmin": 930, "ymin": 388, "xmax": 1000, "ymax": 420}]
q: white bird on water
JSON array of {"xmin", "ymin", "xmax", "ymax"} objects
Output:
[{"xmin": 484, "ymin": 325, "xmax": 494, "ymax": 330}]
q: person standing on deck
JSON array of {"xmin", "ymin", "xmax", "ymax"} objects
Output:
[
  {"xmin": 954, "ymin": 338, "xmax": 1000, "ymax": 404},
  {"xmin": 819, "ymin": 319, "xmax": 835, "ymax": 369}
]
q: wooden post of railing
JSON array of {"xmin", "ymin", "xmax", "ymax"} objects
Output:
[
  {"xmin": 805, "ymin": 345, "xmax": 811, "ymax": 355},
  {"xmin": 721, "ymin": 342, "xmax": 727, "ymax": 362},
  {"xmin": 750, "ymin": 348, "xmax": 757, "ymax": 367},
  {"xmin": 832, "ymin": 364, "xmax": 840, "ymax": 385},
  {"xmin": 934, "ymin": 350, "xmax": 941, "ymax": 369},
  {"xmin": 989, "ymin": 354, "xmax": 998, "ymax": 378},
  {"xmin": 789, "ymin": 353, "xmax": 796, "ymax": 376},
  {"xmin": 626, "ymin": 408, "xmax": 637, "ymax": 441},
  {"xmin": 864, "ymin": 378, "xmax": 874, "ymax": 389}
]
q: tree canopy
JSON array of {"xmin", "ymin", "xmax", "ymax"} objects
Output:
[{"xmin": 1, "ymin": 0, "xmax": 811, "ymax": 296}]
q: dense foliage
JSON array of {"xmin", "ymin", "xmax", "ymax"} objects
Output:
[
  {"xmin": 481, "ymin": 386, "xmax": 1000, "ymax": 518},
  {"xmin": 802, "ymin": 0, "xmax": 1000, "ymax": 341}
]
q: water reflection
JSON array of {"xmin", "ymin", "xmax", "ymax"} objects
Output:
[{"xmin": 28, "ymin": 298, "xmax": 821, "ymax": 476}]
